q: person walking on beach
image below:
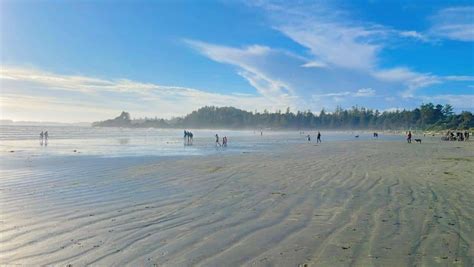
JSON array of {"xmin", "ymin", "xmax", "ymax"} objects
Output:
[
  {"xmin": 215, "ymin": 134, "xmax": 221, "ymax": 147},
  {"xmin": 183, "ymin": 130, "xmax": 187, "ymax": 145},
  {"xmin": 407, "ymin": 131, "xmax": 412, "ymax": 143},
  {"xmin": 307, "ymin": 134, "xmax": 311, "ymax": 142},
  {"xmin": 317, "ymin": 131, "xmax": 321, "ymax": 143},
  {"xmin": 222, "ymin": 136, "xmax": 228, "ymax": 147}
]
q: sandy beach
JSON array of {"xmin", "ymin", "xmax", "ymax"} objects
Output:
[{"xmin": 1, "ymin": 140, "xmax": 473, "ymax": 266}]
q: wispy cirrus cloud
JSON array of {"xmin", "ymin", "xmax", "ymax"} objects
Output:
[
  {"xmin": 186, "ymin": 1, "xmax": 473, "ymax": 111},
  {"xmin": 429, "ymin": 6, "xmax": 474, "ymax": 41},
  {"xmin": 355, "ymin": 88, "xmax": 376, "ymax": 97},
  {"xmin": 185, "ymin": 39, "xmax": 297, "ymax": 105},
  {"xmin": 371, "ymin": 67, "xmax": 442, "ymax": 97},
  {"xmin": 0, "ymin": 66, "xmax": 288, "ymax": 122},
  {"xmin": 312, "ymin": 88, "xmax": 375, "ymax": 98},
  {"xmin": 277, "ymin": 23, "xmax": 381, "ymax": 71}
]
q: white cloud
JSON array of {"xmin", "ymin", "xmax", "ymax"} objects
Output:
[
  {"xmin": 0, "ymin": 66, "xmax": 289, "ymax": 122},
  {"xmin": 185, "ymin": 40, "xmax": 296, "ymax": 104},
  {"xmin": 301, "ymin": 61, "xmax": 327, "ymax": 68},
  {"xmin": 443, "ymin": 75, "xmax": 474, "ymax": 81},
  {"xmin": 430, "ymin": 6, "xmax": 474, "ymax": 41},
  {"xmin": 312, "ymin": 92, "xmax": 351, "ymax": 98},
  {"xmin": 372, "ymin": 67, "xmax": 442, "ymax": 97},
  {"xmin": 186, "ymin": 38, "xmax": 397, "ymax": 113},
  {"xmin": 398, "ymin": 31, "xmax": 429, "ymax": 42},
  {"xmin": 312, "ymin": 88, "xmax": 375, "ymax": 99},
  {"xmin": 372, "ymin": 68, "xmax": 474, "ymax": 97},
  {"xmin": 355, "ymin": 88, "xmax": 375, "ymax": 97},
  {"xmin": 278, "ymin": 23, "xmax": 381, "ymax": 71}
]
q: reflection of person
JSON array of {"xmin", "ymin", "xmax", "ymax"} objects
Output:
[
  {"xmin": 39, "ymin": 131, "xmax": 44, "ymax": 146},
  {"xmin": 43, "ymin": 130, "xmax": 49, "ymax": 146}
]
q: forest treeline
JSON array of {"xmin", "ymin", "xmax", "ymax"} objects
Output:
[{"xmin": 92, "ymin": 103, "xmax": 474, "ymax": 130}]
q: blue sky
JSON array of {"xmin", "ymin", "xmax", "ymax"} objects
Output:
[{"xmin": 1, "ymin": 0, "xmax": 473, "ymax": 122}]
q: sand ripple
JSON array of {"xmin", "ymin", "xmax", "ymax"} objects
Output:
[{"xmin": 1, "ymin": 141, "xmax": 473, "ymax": 266}]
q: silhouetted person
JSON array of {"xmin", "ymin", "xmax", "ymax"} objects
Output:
[
  {"xmin": 317, "ymin": 132, "xmax": 321, "ymax": 143},
  {"xmin": 183, "ymin": 130, "xmax": 187, "ymax": 145},
  {"xmin": 407, "ymin": 131, "xmax": 412, "ymax": 143},
  {"xmin": 215, "ymin": 134, "xmax": 220, "ymax": 147},
  {"xmin": 222, "ymin": 136, "xmax": 228, "ymax": 147},
  {"xmin": 307, "ymin": 135, "xmax": 311, "ymax": 142}
]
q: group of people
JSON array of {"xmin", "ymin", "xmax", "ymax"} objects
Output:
[
  {"xmin": 215, "ymin": 134, "xmax": 228, "ymax": 147},
  {"xmin": 184, "ymin": 130, "xmax": 230, "ymax": 147},
  {"xmin": 443, "ymin": 130, "xmax": 470, "ymax": 141},
  {"xmin": 39, "ymin": 131, "xmax": 49, "ymax": 145},
  {"xmin": 184, "ymin": 129, "xmax": 469, "ymax": 148},
  {"xmin": 183, "ymin": 130, "xmax": 194, "ymax": 145}
]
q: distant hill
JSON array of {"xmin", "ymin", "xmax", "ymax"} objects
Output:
[
  {"xmin": 92, "ymin": 111, "xmax": 169, "ymax": 128},
  {"xmin": 92, "ymin": 111, "xmax": 132, "ymax": 127},
  {"xmin": 92, "ymin": 104, "xmax": 474, "ymax": 130}
]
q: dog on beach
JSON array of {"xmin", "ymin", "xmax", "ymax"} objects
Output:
[{"xmin": 414, "ymin": 139, "xmax": 422, "ymax": 143}]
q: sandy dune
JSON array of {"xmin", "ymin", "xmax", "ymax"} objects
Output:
[{"xmin": 1, "ymin": 141, "xmax": 473, "ymax": 266}]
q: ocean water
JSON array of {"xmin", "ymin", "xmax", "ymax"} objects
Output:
[{"xmin": 0, "ymin": 125, "xmax": 404, "ymax": 158}]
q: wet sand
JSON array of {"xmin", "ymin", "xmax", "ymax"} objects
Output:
[{"xmin": 0, "ymin": 140, "xmax": 473, "ymax": 266}]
